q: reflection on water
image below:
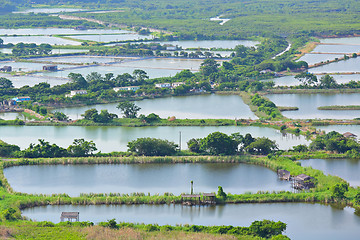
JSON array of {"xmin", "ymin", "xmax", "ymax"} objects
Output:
[
  {"xmin": 0, "ymin": 125, "xmax": 308, "ymax": 152},
  {"xmin": 267, "ymin": 93, "xmax": 360, "ymax": 119},
  {"xmin": 22, "ymin": 203, "xmax": 360, "ymax": 240},
  {"xmin": 300, "ymin": 158, "xmax": 360, "ymax": 186},
  {"xmin": 4, "ymin": 163, "xmax": 291, "ymax": 196}
]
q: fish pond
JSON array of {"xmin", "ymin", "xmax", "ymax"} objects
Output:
[
  {"xmin": 4, "ymin": 163, "xmax": 291, "ymax": 196},
  {"xmin": 0, "ymin": 125, "xmax": 308, "ymax": 152},
  {"xmin": 21, "ymin": 203, "xmax": 360, "ymax": 240},
  {"xmin": 55, "ymin": 94, "xmax": 255, "ymax": 120},
  {"xmin": 267, "ymin": 93, "xmax": 360, "ymax": 119},
  {"xmin": 300, "ymin": 158, "xmax": 360, "ymax": 186}
]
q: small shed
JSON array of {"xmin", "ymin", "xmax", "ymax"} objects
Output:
[
  {"xmin": 60, "ymin": 212, "xmax": 79, "ymax": 222},
  {"xmin": 202, "ymin": 193, "xmax": 216, "ymax": 204},
  {"xmin": 293, "ymin": 174, "xmax": 315, "ymax": 190},
  {"xmin": 0, "ymin": 66, "xmax": 12, "ymax": 72},
  {"xmin": 181, "ymin": 194, "xmax": 201, "ymax": 205},
  {"xmin": 277, "ymin": 169, "xmax": 291, "ymax": 181},
  {"xmin": 43, "ymin": 65, "xmax": 58, "ymax": 71},
  {"xmin": 343, "ymin": 132, "xmax": 357, "ymax": 138}
]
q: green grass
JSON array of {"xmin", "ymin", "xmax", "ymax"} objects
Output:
[{"xmin": 318, "ymin": 105, "xmax": 360, "ymax": 110}]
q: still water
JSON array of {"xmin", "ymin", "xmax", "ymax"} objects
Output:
[
  {"xmin": 267, "ymin": 93, "xmax": 360, "ymax": 119},
  {"xmin": 312, "ymin": 44, "xmax": 360, "ymax": 54},
  {"xmin": 309, "ymin": 57, "xmax": 360, "ymax": 73},
  {"xmin": 0, "ymin": 36, "xmax": 80, "ymax": 45},
  {"xmin": 300, "ymin": 159, "xmax": 360, "ymax": 186},
  {"xmin": 297, "ymin": 53, "xmax": 343, "ymax": 65},
  {"xmin": 320, "ymin": 37, "xmax": 360, "ymax": 45},
  {"xmin": 0, "ymin": 28, "xmax": 131, "ymax": 36},
  {"xmin": 68, "ymin": 34, "xmax": 151, "ymax": 42},
  {"xmin": 131, "ymin": 40, "xmax": 259, "ymax": 49},
  {"xmin": 22, "ymin": 203, "xmax": 360, "ymax": 240},
  {"xmin": 263, "ymin": 74, "xmax": 360, "ymax": 87},
  {"xmin": 317, "ymin": 124, "xmax": 360, "ymax": 136},
  {"xmin": 55, "ymin": 94, "xmax": 256, "ymax": 120},
  {"xmin": 4, "ymin": 163, "xmax": 291, "ymax": 196},
  {"xmin": 0, "ymin": 125, "xmax": 308, "ymax": 151}
]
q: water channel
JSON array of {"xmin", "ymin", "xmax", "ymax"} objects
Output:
[
  {"xmin": 4, "ymin": 163, "xmax": 291, "ymax": 196},
  {"xmin": 21, "ymin": 203, "xmax": 360, "ymax": 240},
  {"xmin": 266, "ymin": 93, "xmax": 360, "ymax": 119}
]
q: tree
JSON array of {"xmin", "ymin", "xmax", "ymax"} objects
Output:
[
  {"xmin": 292, "ymin": 144, "xmax": 308, "ymax": 152},
  {"xmin": 200, "ymin": 58, "xmax": 219, "ymax": 77},
  {"xmin": 23, "ymin": 139, "xmax": 67, "ymax": 158},
  {"xmin": 97, "ymin": 110, "xmax": 118, "ymax": 123},
  {"xmin": 132, "ymin": 69, "xmax": 149, "ymax": 82},
  {"xmin": 127, "ymin": 138, "xmax": 178, "ymax": 156},
  {"xmin": 53, "ymin": 111, "xmax": 69, "ymax": 121},
  {"xmin": 117, "ymin": 101, "xmax": 141, "ymax": 118},
  {"xmin": 217, "ymin": 186, "xmax": 227, "ymax": 199},
  {"xmin": 187, "ymin": 138, "xmax": 201, "ymax": 153},
  {"xmin": 319, "ymin": 75, "xmax": 337, "ymax": 89},
  {"xmin": 249, "ymin": 220, "xmax": 287, "ymax": 238},
  {"xmin": 246, "ymin": 137, "xmax": 278, "ymax": 155},
  {"xmin": 67, "ymin": 138, "xmax": 97, "ymax": 157},
  {"xmin": 0, "ymin": 140, "xmax": 20, "ymax": 157},
  {"xmin": 0, "ymin": 77, "xmax": 13, "ymax": 88},
  {"xmin": 81, "ymin": 109, "xmax": 117, "ymax": 123},
  {"xmin": 200, "ymin": 132, "xmax": 238, "ymax": 155},
  {"xmin": 295, "ymin": 72, "xmax": 317, "ymax": 87},
  {"xmin": 68, "ymin": 73, "xmax": 88, "ymax": 88},
  {"xmin": 144, "ymin": 113, "xmax": 160, "ymax": 123},
  {"xmin": 331, "ymin": 182, "xmax": 349, "ymax": 199},
  {"xmin": 82, "ymin": 108, "xmax": 99, "ymax": 121}
]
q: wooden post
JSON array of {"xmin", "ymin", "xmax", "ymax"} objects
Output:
[{"xmin": 191, "ymin": 181, "xmax": 193, "ymax": 195}]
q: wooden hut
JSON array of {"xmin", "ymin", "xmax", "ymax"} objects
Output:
[
  {"xmin": 60, "ymin": 212, "xmax": 79, "ymax": 222},
  {"xmin": 343, "ymin": 132, "xmax": 357, "ymax": 138},
  {"xmin": 202, "ymin": 193, "xmax": 216, "ymax": 204},
  {"xmin": 181, "ymin": 194, "xmax": 201, "ymax": 205},
  {"xmin": 293, "ymin": 174, "xmax": 315, "ymax": 190},
  {"xmin": 277, "ymin": 169, "xmax": 291, "ymax": 181}
]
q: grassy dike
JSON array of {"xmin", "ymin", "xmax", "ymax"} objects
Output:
[
  {"xmin": 0, "ymin": 155, "xmax": 358, "ymax": 212},
  {"xmin": 318, "ymin": 105, "xmax": 360, "ymax": 110},
  {"xmin": 0, "ymin": 154, "xmax": 359, "ymax": 239}
]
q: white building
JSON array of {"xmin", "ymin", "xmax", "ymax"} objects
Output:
[
  {"xmin": 66, "ymin": 90, "xmax": 87, "ymax": 98},
  {"xmin": 155, "ymin": 83, "xmax": 171, "ymax": 88},
  {"xmin": 171, "ymin": 82, "xmax": 185, "ymax": 88},
  {"xmin": 113, "ymin": 86, "xmax": 140, "ymax": 92}
]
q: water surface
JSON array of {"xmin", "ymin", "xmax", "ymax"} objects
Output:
[
  {"xmin": 301, "ymin": 159, "xmax": 360, "ymax": 186},
  {"xmin": 0, "ymin": 28, "xmax": 131, "ymax": 36},
  {"xmin": 22, "ymin": 203, "xmax": 360, "ymax": 240},
  {"xmin": 320, "ymin": 37, "xmax": 360, "ymax": 45},
  {"xmin": 69, "ymin": 34, "xmax": 151, "ymax": 42},
  {"xmin": 312, "ymin": 44, "xmax": 360, "ymax": 54},
  {"xmin": 4, "ymin": 163, "xmax": 291, "ymax": 196},
  {"xmin": 267, "ymin": 93, "xmax": 360, "ymax": 119},
  {"xmin": 0, "ymin": 36, "xmax": 80, "ymax": 45},
  {"xmin": 263, "ymin": 74, "xmax": 360, "ymax": 87},
  {"xmin": 0, "ymin": 125, "xmax": 308, "ymax": 151},
  {"xmin": 297, "ymin": 53, "xmax": 343, "ymax": 65},
  {"xmin": 131, "ymin": 40, "xmax": 259, "ymax": 49},
  {"xmin": 56, "ymin": 94, "xmax": 255, "ymax": 120},
  {"xmin": 309, "ymin": 57, "xmax": 360, "ymax": 73}
]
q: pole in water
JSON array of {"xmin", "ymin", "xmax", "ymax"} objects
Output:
[
  {"xmin": 191, "ymin": 180, "xmax": 193, "ymax": 194},
  {"xmin": 179, "ymin": 131, "xmax": 182, "ymax": 151}
]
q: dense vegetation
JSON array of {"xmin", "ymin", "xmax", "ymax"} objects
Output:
[
  {"xmin": 187, "ymin": 131, "xmax": 278, "ymax": 155},
  {"xmin": 64, "ymin": 0, "xmax": 360, "ymax": 38}
]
